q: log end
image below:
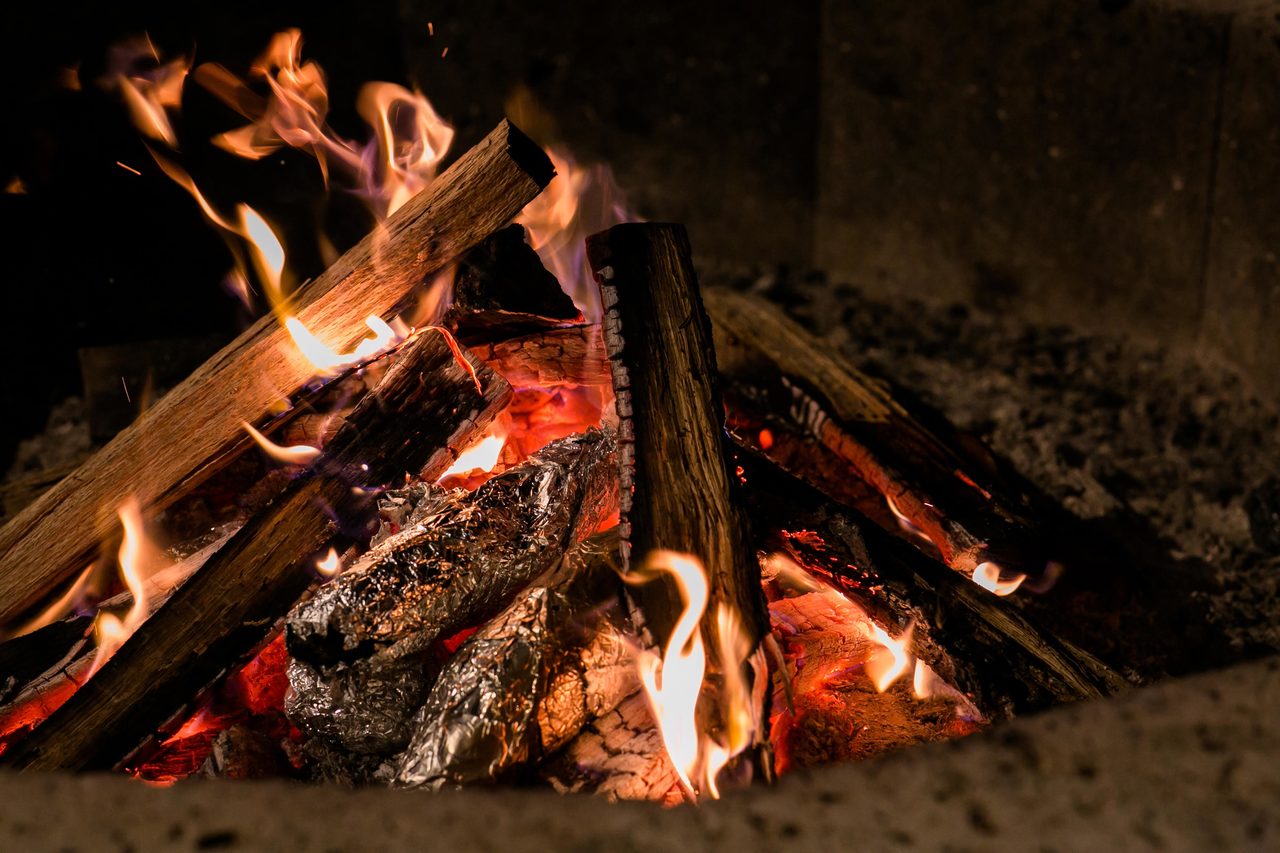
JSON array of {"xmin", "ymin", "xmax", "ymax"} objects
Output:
[{"xmin": 501, "ymin": 119, "xmax": 556, "ymax": 189}]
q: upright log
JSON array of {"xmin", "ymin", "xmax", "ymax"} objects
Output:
[
  {"xmin": 705, "ymin": 287, "xmax": 1049, "ymax": 579},
  {"xmin": 0, "ymin": 120, "xmax": 553, "ymax": 627},
  {"xmin": 586, "ymin": 223, "xmax": 769, "ymax": 665},
  {"xmin": 2, "ymin": 332, "xmax": 511, "ymax": 771}
]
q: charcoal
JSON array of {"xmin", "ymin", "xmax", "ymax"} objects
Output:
[
  {"xmin": 393, "ymin": 530, "xmax": 634, "ymax": 790},
  {"xmin": 286, "ymin": 428, "xmax": 618, "ymax": 666},
  {"xmin": 285, "ymin": 653, "xmax": 438, "ymax": 757}
]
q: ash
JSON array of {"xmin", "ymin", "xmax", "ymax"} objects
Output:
[{"xmin": 714, "ymin": 268, "xmax": 1280, "ymax": 654}]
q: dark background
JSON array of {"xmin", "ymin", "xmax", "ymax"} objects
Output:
[{"xmin": 3, "ymin": 0, "xmax": 1278, "ymax": 472}]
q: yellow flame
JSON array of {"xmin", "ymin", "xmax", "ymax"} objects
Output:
[
  {"xmin": 89, "ymin": 498, "xmax": 152, "ymax": 675},
  {"xmin": 357, "ymin": 82, "xmax": 454, "ymax": 217},
  {"xmin": 634, "ymin": 550, "xmax": 709, "ymax": 796},
  {"xmin": 972, "ymin": 561, "xmax": 1027, "ymax": 597},
  {"xmin": 703, "ymin": 602, "xmax": 755, "ymax": 797},
  {"xmin": 316, "ymin": 547, "xmax": 342, "ymax": 578},
  {"xmin": 239, "ymin": 204, "xmax": 286, "ymax": 312},
  {"xmin": 2, "ymin": 563, "xmax": 96, "ymax": 640},
  {"xmin": 865, "ymin": 621, "xmax": 914, "ymax": 692},
  {"xmin": 241, "ymin": 421, "xmax": 321, "ymax": 465},
  {"xmin": 283, "ymin": 315, "xmax": 402, "ymax": 375},
  {"xmin": 912, "ymin": 659, "xmax": 936, "ymax": 699},
  {"xmin": 439, "ymin": 431, "xmax": 506, "ymax": 480}
]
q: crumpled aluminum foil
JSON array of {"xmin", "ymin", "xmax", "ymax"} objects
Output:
[
  {"xmin": 286, "ymin": 427, "xmax": 618, "ymax": 666},
  {"xmin": 393, "ymin": 530, "xmax": 634, "ymax": 789}
]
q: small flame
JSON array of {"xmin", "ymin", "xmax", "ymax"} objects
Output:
[
  {"xmin": 972, "ymin": 561, "xmax": 1026, "ymax": 597},
  {"xmin": 2, "ymin": 563, "xmax": 95, "ymax": 640},
  {"xmin": 107, "ymin": 39, "xmax": 190, "ymax": 148},
  {"xmin": 315, "ymin": 547, "xmax": 342, "ymax": 578},
  {"xmin": 912, "ymin": 659, "xmax": 936, "ymax": 699},
  {"xmin": 239, "ymin": 205, "xmax": 286, "ymax": 311},
  {"xmin": 283, "ymin": 315, "xmax": 402, "ymax": 375},
  {"xmin": 633, "ymin": 550, "xmax": 709, "ymax": 796},
  {"xmin": 865, "ymin": 621, "xmax": 914, "ymax": 692},
  {"xmin": 89, "ymin": 498, "xmax": 154, "ymax": 675},
  {"xmin": 241, "ymin": 421, "xmax": 321, "ymax": 465},
  {"xmin": 439, "ymin": 429, "xmax": 507, "ymax": 480}
]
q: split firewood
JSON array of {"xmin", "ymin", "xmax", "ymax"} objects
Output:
[
  {"xmin": 541, "ymin": 689, "xmax": 685, "ymax": 805},
  {"xmin": 0, "ymin": 119, "xmax": 554, "ymax": 627},
  {"xmin": 394, "ymin": 529, "xmax": 634, "ymax": 789},
  {"xmin": 737, "ymin": 447, "xmax": 1130, "ymax": 718},
  {"xmin": 468, "ymin": 325, "xmax": 609, "ymax": 389},
  {"xmin": 587, "ymin": 223, "xmax": 769, "ymax": 670},
  {"xmin": 448, "ymin": 224, "xmax": 581, "ymax": 342},
  {"xmin": 287, "ymin": 427, "xmax": 618, "ymax": 666},
  {"xmin": 706, "ymin": 287, "xmax": 1051, "ymax": 580},
  {"xmin": 2, "ymin": 331, "xmax": 511, "ymax": 772}
]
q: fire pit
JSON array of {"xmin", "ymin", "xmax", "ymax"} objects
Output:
[{"xmin": 1, "ymin": 4, "xmax": 1278, "ymax": 849}]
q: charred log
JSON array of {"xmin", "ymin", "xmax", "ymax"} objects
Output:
[
  {"xmin": 286, "ymin": 428, "xmax": 618, "ymax": 666},
  {"xmin": 0, "ymin": 120, "xmax": 553, "ymax": 627},
  {"xmin": 394, "ymin": 529, "xmax": 633, "ymax": 789},
  {"xmin": 2, "ymin": 331, "xmax": 511, "ymax": 771},
  {"xmin": 706, "ymin": 287, "xmax": 1051, "ymax": 581},
  {"xmin": 587, "ymin": 223, "xmax": 769, "ymax": 666}
]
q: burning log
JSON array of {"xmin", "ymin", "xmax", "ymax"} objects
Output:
[
  {"xmin": 0, "ymin": 119, "xmax": 554, "ymax": 627},
  {"xmin": 1, "ymin": 331, "xmax": 511, "ymax": 771},
  {"xmin": 469, "ymin": 325, "xmax": 609, "ymax": 388},
  {"xmin": 286, "ymin": 427, "xmax": 618, "ymax": 667},
  {"xmin": 706, "ymin": 287, "xmax": 1050, "ymax": 581},
  {"xmin": 586, "ymin": 223, "xmax": 769, "ymax": 666},
  {"xmin": 394, "ymin": 529, "xmax": 633, "ymax": 789},
  {"xmin": 738, "ymin": 449, "xmax": 1130, "ymax": 718}
]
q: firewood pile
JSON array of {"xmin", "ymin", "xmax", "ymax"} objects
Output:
[{"xmin": 0, "ymin": 119, "xmax": 1144, "ymax": 802}]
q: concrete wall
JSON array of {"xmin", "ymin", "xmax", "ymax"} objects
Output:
[{"xmin": 399, "ymin": 0, "xmax": 1280, "ymax": 400}]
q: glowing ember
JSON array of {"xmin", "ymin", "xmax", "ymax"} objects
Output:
[
  {"xmin": 972, "ymin": 561, "xmax": 1027, "ymax": 597},
  {"xmin": 241, "ymin": 422, "xmax": 321, "ymax": 466}
]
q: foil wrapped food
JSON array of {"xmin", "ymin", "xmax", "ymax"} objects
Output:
[
  {"xmin": 394, "ymin": 530, "xmax": 636, "ymax": 789},
  {"xmin": 286, "ymin": 427, "xmax": 618, "ymax": 666}
]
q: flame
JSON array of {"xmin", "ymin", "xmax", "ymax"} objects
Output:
[
  {"xmin": 89, "ymin": 498, "xmax": 156, "ymax": 675},
  {"xmin": 439, "ymin": 429, "xmax": 507, "ymax": 480},
  {"xmin": 912, "ymin": 659, "xmax": 936, "ymax": 699},
  {"xmin": 315, "ymin": 547, "xmax": 342, "ymax": 578},
  {"xmin": 356, "ymin": 83, "xmax": 454, "ymax": 216},
  {"xmin": 107, "ymin": 38, "xmax": 190, "ymax": 148},
  {"xmin": 283, "ymin": 315, "xmax": 402, "ymax": 375},
  {"xmin": 241, "ymin": 421, "xmax": 321, "ymax": 465},
  {"xmin": 239, "ymin": 205, "xmax": 287, "ymax": 311},
  {"xmin": 972, "ymin": 561, "xmax": 1026, "ymax": 597},
  {"xmin": 2, "ymin": 563, "xmax": 95, "ymax": 640},
  {"xmin": 865, "ymin": 621, "xmax": 914, "ymax": 692}
]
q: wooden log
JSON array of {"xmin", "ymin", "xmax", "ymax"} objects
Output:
[
  {"xmin": 1, "ymin": 331, "xmax": 512, "ymax": 771},
  {"xmin": 468, "ymin": 325, "xmax": 609, "ymax": 388},
  {"xmin": 587, "ymin": 224, "xmax": 769, "ymax": 666},
  {"xmin": 737, "ymin": 448, "xmax": 1130, "ymax": 719},
  {"xmin": 705, "ymin": 287, "xmax": 1050, "ymax": 579},
  {"xmin": 0, "ymin": 120, "xmax": 553, "ymax": 627}
]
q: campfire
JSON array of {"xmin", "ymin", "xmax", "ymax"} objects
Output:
[{"xmin": 0, "ymin": 28, "xmax": 1139, "ymax": 803}]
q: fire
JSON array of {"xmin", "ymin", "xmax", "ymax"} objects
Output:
[
  {"xmin": 972, "ymin": 561, "xmax": 1027, "ymax": 597},
  {"xmin": 283, "ymin": 315, "xmax": 403, "ymax": 376},
  {"xmin": 89, "ymin": 498, "xmax": 157, "ymax": 675},
  {"xmin": 241, "ymin": 421, "xmax": 321, "ymax": 466},
  {"xmin": 357, "ymin": 83, "xmax": 455, "ymax": 217},
  {"xmin": 439, "ymin": 428, "xmax": 507, "ymax": 481},
  {"xmin": 106, "ymin": 37, "xmax": 190, "ymax": 147},
  {"xmin": 865, "ymin": 621, "xmax": 914, "ymax": 692},
  {"xmin": 315, "ymin": 547, "xmax": 342, "ymax": 578},
  {"xmin": 239, "ymin": 205, "xmax": 287, "ymax": 312}
]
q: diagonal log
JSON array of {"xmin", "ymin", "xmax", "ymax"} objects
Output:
[
  {"xmin": 1, "ymin": 331, "xmax": 511, "ymax": 771},
  {"xmin": 0, "ymin": 120, "xmax": 553, "ymax": 627}
]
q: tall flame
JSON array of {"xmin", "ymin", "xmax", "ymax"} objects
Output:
[{"xmin": 89, "ymin": 497, "xmax": 155, "ymax": 675}]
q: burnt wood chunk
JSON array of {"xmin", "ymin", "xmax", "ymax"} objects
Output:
[
  {"xmin": 737, "ymin": 447, "xmax": 1130, "ymax": 719},
  {"xmin": 0, "ymin": 120, "xmax": 553, "ymax": 628},
  {"xmin": 706, "ymin": 287, "xmax": 1051, "ymax": 580},
  {"xmin": 587, "ymin": 223, "xmax": 769, "ymax": 666},
  {"xmin": 394, "ymin": 529, "xmax": 633, "ymax": 789},
  {"xmin": 286, "ymin": 428, "xmax": 619, "ymax": 666},
  {"xmin": 1, "ymin": 331, "xmax": 511, "ymax": 772}
]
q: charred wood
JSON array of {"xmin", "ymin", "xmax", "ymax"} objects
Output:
[
  {"xmin": 587, "ymin": 223, "xmax": 769, "ymax": 666},
  {"xmin": 706, "ymin": 287, "xmax": 1051, "ymax": 580},
  {"xmin": 0, "ymin": 120, "xmax": 553, "ymax": 627},
  {"xmin": 468, "ymin": 325, "xmax": 609, "ymax": 388},
  {"xmin": 393, "ymin": 529, "xmax": 633, "ymax": 789},
  {"xmin": 2, "ymin": 331, "xmax": 511, "ymax": 771},
  {"xmin": 286, "ymin": 428, "xmax": 618, "ymax": 667}
]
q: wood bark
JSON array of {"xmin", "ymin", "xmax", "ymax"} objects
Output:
[
  {"xmin": 705, "ymin": 287, "xmax": 1050, "ymax": 578},
  {"xmin": 737, "ymin": 448, "xmax": 1131, "ymax": 719},
  {"xmin": 1, "ymin": 331, "xmax": 511, "ymax": 771},
  {"xmin": 587, "ymin": 224, "xmax": 769, "ymax": 665},
  {"xmin": 0, "ymin": 120, "xmax": 552, "ymax": 627}
]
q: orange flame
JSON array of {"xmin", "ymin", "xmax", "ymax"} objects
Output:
[
  {"xmin": 439, "ymin": 428, "xmax": 507, "ymax": 480},
  {"xmin": 315, "ymin": 547, "xmax": 342, "ymax": 578},
  {"xmin": 89, "ymin": 497, "xmax": 156, "ymax": 675},
  {"xmin": 283, "ymin": 315, "xmax": 403, "ymax": 376},
  {"xmin": 356, "ymin": 83, "xmax": 454, "ymax": 217},
  {"xmin": 972, "ymin": 561, "xmax": 1027, "ymax": 597},
  {"xmin": 107, "ymin": 38, "xmax": 190, "ymax": 148},
  {"xmin": 865, "ymin": 621, "xmax": 914, "ymax": 692},
  {"xmin": 241, "ymin": 421, "xmax": 321, "ymax": 466}
]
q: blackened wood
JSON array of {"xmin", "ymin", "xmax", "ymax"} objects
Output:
[
  {"xmin": 0, "ymin": 120, "xmax": 552, "ymax": 627},
  {"xmin": 738, "ymin": 448, "xmax": 1130, "ymax": 719},
  {"xmin": 706, "ymin": 287, "xmax": 1049, "ymax": 579},
  {"xmin": 2, "ymin": 332, "xmax": 511, "ymax": 771},
  {"xmin": 587, "ymin": 223, "xmax": 769, "ymax": 665}
]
